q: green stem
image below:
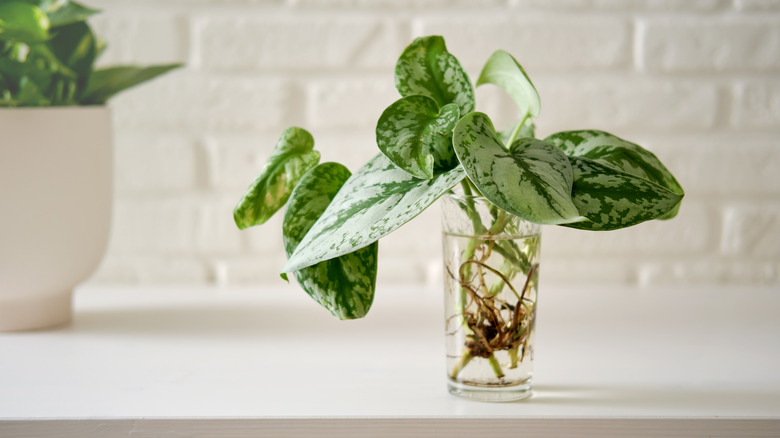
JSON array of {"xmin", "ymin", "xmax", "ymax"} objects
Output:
[
  {"xmin": 450, "ymin": 351, "xmax": 473, "ymax": 380},
  {"xmin": 455, "ymin": 179, "xmax": 487, "ymax": 333},
  {"xmin": 487, "ymin": 209, "xmax": 510, "ymax": 235},
  {"xmin": 488, "ymin": 355, "xmax": 505, "ymax": 378},
  {"xmin": 459, "ymin": 179, "xmax": 486, "ymax": 233},
  {"xmin": 509, "ymin": 347, "xmax": 519, "ymax": 369},
  {"xmin": 449, "ymin": 177, "xmax": 529, "ymax": 381},
  {"xmin": 493, "ymin": 240, "xmax": 529, "ymax": 273},
  {"xmin": 505, "ymin": 112, "xmax": 531, "ymax": 147}
]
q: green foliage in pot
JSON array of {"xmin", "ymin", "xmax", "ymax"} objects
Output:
[
  {"xmin": 234, "ymin": 36, "xmax": 685, "ymax": 320},
  {"xmin": 0, "ymin": 0, "xmax": 180, "ymax": 106}
]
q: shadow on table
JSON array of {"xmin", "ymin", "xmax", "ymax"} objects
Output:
[
  {"xmin": 59, "ymin": 302, "xmax": 432, "ymax": 339},
  {"xmin": 531, "ymin": 383, "xmax": 780, "ymax": 413},
  {"xmin": 67, "ymin": 304, "xmax": 309, "ymax": 337}
]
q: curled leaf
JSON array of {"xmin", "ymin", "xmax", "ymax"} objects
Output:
[
  {"xmin": 376, "ymin": 95, "xmax": 460, "ymax": 179},
  {"xmin": 234, "ymin": 127, "xmax": 321, "ymax": 229},
  {"xmin": 477, "ymin": 49, "xmax": 540, "ymax": 119},
  {"xmin": 394, "ymin": 35, "xmax": 475, "ymax": 115}
]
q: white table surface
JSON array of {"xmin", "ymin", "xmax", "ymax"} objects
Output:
[{"xmin": 1, "ymin": 283, "xmax": 779, "ymax": 437}]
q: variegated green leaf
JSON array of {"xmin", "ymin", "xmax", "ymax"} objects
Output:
[
  {"xmin": 563, "ymin": 157, "xmax": 684, "ymax": 231},
  {"xmin": 394, "ymin": 35, "xmax": 475, "ymax": 115},
  {"xmin": 376, "ymin": 95, "xmax": 460, "ymax": 179},
  {"xmin": 283, "ymin": 154, "xmax": 465, "ymax": 272},
  {"xmin": 233, "ymin": 127, "xmax": 321, "ymax": 229},
  {"xmin": 283, "ymin": 163, "xmax": 378, "ymax": 320},
  {"xmin": 477, "ymin": 50, "xmax": 541, "ymax": 119},
  {"xmin": 499, "ymin": 119, "xmax": 536, "ymax": 149},
  {"xmin": 453, "ymin": 112, "xmax": 583, "ymax": 225},
  {"xmin": 545, "ymin": 129, "xmax": 684, "ymax": 219}
]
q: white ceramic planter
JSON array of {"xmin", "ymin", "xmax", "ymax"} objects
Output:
[{"xmin": 0, "ymin": 107, "xmax": 112, "ymax": 331}]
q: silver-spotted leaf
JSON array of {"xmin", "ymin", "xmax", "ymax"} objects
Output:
[
  {"xmin": 394, "ymin": 35, "xmax": 475, "ymax": 115},
  {"xmin": 283, "ymin": 163, "xmax": 378, "ymax": 320},
  {"xmin": 477, "ymin": 50, "xmax": 541, "ymax": 119},
  {"xmin": 545, "ymin": 130, "xmax": 684, "ymax": 219},
  {"xmin": 563, "ymin": 157, "xmax": 684, "ymax": 231},
  {"xmin": 283, "ymin": 154, "xmax": 465, "ymax": 272},
  {"xmin": 453, "ymin": 112, "xmax": 583, "ymax": 225},
  {"xmin": 376, "ymin": 95, "xmax": 460, "ymax": 179},
  {"xmin": 233, "ymin": 127, "xmax": 320, "ymax": 229}
]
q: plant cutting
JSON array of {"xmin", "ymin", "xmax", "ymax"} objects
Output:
[
  {"xmin": 234, "ymin": 35, "xmax": 684, "ymax": 401},
  {"xmin": 0, "ymin": 0, "xmax": 181, "ymax": 331}
]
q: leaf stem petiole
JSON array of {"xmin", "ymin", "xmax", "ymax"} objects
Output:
[
  {"xmin": 509, "ymin": 347, "xmax": 519, "ymax": 369},
  {"xmin": 488, "ymin": 355, "xmax": 505, "ymax": 378},
  {"xmin": 506, "ymin": 112, "xmax": 531, "ymax": 147},
  {"xmin": 450, "ymin": 351, "xmax": 473, "ymax": 379}
]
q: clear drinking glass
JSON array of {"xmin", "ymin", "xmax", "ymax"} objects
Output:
[{"xmin": 441, "ymin": 191, "xmax": 542, "ymax": 402}]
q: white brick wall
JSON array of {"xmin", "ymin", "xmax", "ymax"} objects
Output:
[
  {"xmin": 110, "ymin": 72, "xmax": 291, "ymax": 132},
  {"xmin": 415, "ymin": 16, "xmax": 632, "ymax": 71},
  {"xmin": 532, "ymin": 77, "xmax": 721, "ymax": 131},
  {"xmin": 733, "ymin": 81, "xmax": 780, "ymax": 127},
  {"xmin": 306, "ymin": 76, "xmax": 398, "ymax": 128},
  {"xmin": 84, "ymin": 0, "xmax": 780, "ymax": 288},
  {"xmin": 196, "ymin": 16, "xmax": 403, "ymax": 71},
  {"xmin": 640, "ymin": 19, "xmax": 780, "ymax": 72}
]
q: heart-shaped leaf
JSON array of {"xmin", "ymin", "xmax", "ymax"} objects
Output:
[
  {"xmin": 394, "ymin": 35, "xmax": 475, "ymax": 115},
  {"xmin": 453, "ymin": 112, "xmax": 582, "ymax": 225},
  {"xmin": 545, "ymin": 130, "xmax": 684, "ymax": 219},
  {"xmin": 283, "ymin": 163, "xmax": 378, "ymax": 320},
  {"xmin": 563, "ymin": 157, "xmax": 684, "ymax": 231},
  {"xmin": 0, "ymin": 2, "xmax": 50, "ymax": 43},
  {"xmin": 376, "ymin": 95, "xmax": 460, "ymax": 179},
  {"xmin": 477, "ymin": 49, "xmax": 541, "ymax": 119},
  {"xmin": 283, "ymin": 154, "xmax": 465, "ymax": 272},
  {"xmin": 234, "ymin": 127, "xmax": 321, "ymax": 229}
]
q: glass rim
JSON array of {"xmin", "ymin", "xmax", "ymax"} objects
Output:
[{"xmin": 441, "ymin": 195, "xmax": 542, "ymax": 232}]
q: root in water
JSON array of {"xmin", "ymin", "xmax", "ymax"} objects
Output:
[{"xmin": 449, "ymin": 252, "xmax": 539, "ymax": 380}]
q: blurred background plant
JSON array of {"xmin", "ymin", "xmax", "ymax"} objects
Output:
[{"xmin": 0, "ymin": 0, "xmax": 179, "ymax": 107}]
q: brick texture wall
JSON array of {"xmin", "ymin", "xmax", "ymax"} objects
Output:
[{"xmin": 85, "ymin": 0, "xmax": 780, "ymax": 287}]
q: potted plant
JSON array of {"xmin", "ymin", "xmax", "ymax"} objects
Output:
[
  {"xmin": 233, "ymin": 36, "xmax": 684, "ymax": 401},
  {"xmin": 0, "ymin": 0, "xmax": 180, "ymax": 331}
]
